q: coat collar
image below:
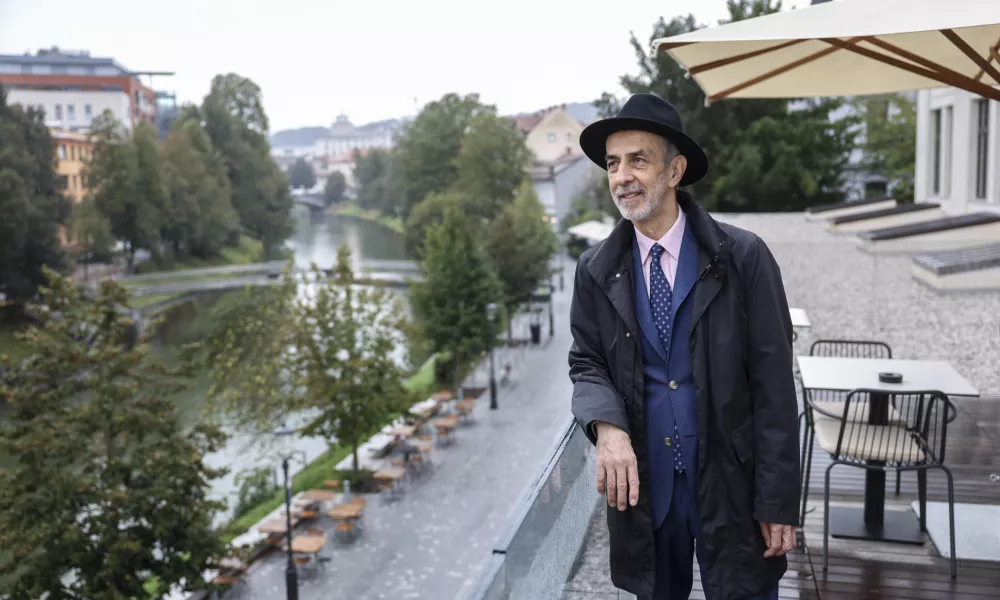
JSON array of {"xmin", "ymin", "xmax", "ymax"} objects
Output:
[{"xmin": 585, "ymin": 191, "xmax": 732, "ymax": 287}]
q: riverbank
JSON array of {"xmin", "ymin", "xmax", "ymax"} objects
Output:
[
  {"xmin": 134, "ymin": 235, "xmax": 264, "ymax": 274},
  {"xmin": 331, "ymin": 203, "xmax": 405, "ymax": 235}
]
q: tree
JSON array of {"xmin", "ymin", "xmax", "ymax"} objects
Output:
[
  {"xmin": 288, "ymin": 157, "xmax": 316, "ymax": 190},
  {"xmin": 71, "ymin": 196, "xmax": 116, "ymax": 268},
  {"xmin": 0, "ymin": 88, "xmax": 70, "ymax": 316},
  {"xmin": 87, "ymin": 114, "xmax": 167, "ymax": 272},
  {"xmin": 612, "ymin": 0, "xmax": 856, "ymax": 211},
  {"xmin": 161, "ymin": 119, "xmax": 238, "ymax": 259},
  {"xmin": 204, "ymin": 249, "xmax": 413, "ymax": 474},
  {"xmin": 201, "ymin": 74, "xmax": 293, "ymax": 259},
  {"xmin": 395, "ymin": 93, "xmax": 489, "ymax": 217},
  {"xmin": 353, "ymin": 148, "xmax": 391, "ymax": 211},
  {"xmin": 404, "ymin": 191, "xmax": 467, "ymax": 256},
  {"xmin": 854, "ymin": 94, "xmax": 917, "ymax": 202},
  {"xmin": 484, "ymin": 181, "xmax": 558, "ymax": 338},
  {"xmin": 0, "ymin": 270, "xmax": 227, "ymax": 598},
  {"xmin": 323, "ymin": 171, "xmax": 347, "ymax": 207},
  {"xmin": 409, "ymin": 208, "xmax": 500, "ymax": 390},
  {"xmin": 453, "ymin": 112, "xmax": 534, "ymax": 219}
]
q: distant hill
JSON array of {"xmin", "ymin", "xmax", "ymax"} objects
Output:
[{"xmin": 270, "ymin": 126, "xmax": 329, "ymax": 148}]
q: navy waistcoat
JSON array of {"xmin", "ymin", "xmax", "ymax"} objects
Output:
[{"xmin": 633, "ymin": 223, "xmax": 701, "ymax": 529}]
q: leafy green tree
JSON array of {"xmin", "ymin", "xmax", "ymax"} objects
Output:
[
  {"xmin": 453, "ymin": 112, "xmax": 534, "ymax": 219},
  {"xmin": 201, "ymin": 74, "xmax": 293, "ymax": 259},
  {"xmin": 161, "ymin": 119, "xmax": 238, "ymax": 259},
  {"xmin": 353, "ymin": 148, "xmax": 391, "ymax": 211},
  {"xmin": 0, "ymin": 88, "xmax": 70, "ymax": 315},
  {"xmin": 484, "ymin": 181, "xmax": 558, "ymax": 338},
  {"xmin": 395, "ymin": 93, "xmax": 489, "ymax": 217},
  {"xmin": 854, "ymin": 94, "xmax": 916, "ymax": 202},
  {"xmin": 613, "ymin": 0, "xmax": 856, "ymax": 211},
  {"xmin": 409, "ymin": 208, "xmax": 501, "ymax": 389},
  {"xmin": 404, "ymin": 190, "xmax": 467, "ymax": 256},
  {"xmin": 0, "ymin": 270, "xmax": 227, "ymax": 599},
  {"xmin": 87, "ymin": 114, "xmax": 166, "ymax": 272},
  {"xmin": 323, "ymin": 171, "xmax": 347, "ymax": 207},
  {"xmin": 288, "ymin": 157, "xmax": 316, "ymax": 190},
  {"xmin": 71, "ymin": 196, "xmax": 116, "ymax": 268},
  {"xmin": 204, "ymin": 249, "xmax": 413, "ymax": 473}
]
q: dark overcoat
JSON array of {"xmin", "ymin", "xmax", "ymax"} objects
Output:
[{"xmin": 568, "ymin": 191, "xmax": 801, "ymax": 600}]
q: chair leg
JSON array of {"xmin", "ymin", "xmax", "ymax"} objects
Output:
[
  {"xmin": 895, "ymin": 470, "xmax": 902, "ymax": 496},
  {"xmin": 917, "ymin": 469, "xmax": 927, "ymax": 532},
  {"xmin": 800, "ymin": 426, "xmax": 815, "ymax": 527},
  {"xmin": 823, "ymin": 463, "xmax": 835, "ymax": 573},
  {"xmin": 940, "ymin": 465, "xmax": 958, "ymax": 579}
]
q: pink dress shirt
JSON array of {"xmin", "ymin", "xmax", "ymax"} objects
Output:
[{"xmin": 633, "ymin": 208, "xmax": 686, "ymax": 293}]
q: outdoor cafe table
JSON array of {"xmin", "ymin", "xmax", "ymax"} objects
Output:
[
  {"xmin": 327, "ymin": 502, "xmax": 365, "ymax": 521},
  {"xmin": 299, "ymin": 489, "xmax": 336, "ymax": 503},
  {"xmin": 388, "ymin": 425, "xmax": 417, "ymax": 438},
  {"xmin": 789, "ymin": 308, "xmax": 811, "ymax": 329},
  {"xmin": 290, "ymin": 534, "xmax": 326, "ymax": 554},
  {"xmin": 796, "ymin": 356, "xmax": 980, "ymax": 544},
  {"xmin": 257, "ymin": 516, "xmax": 299, "ymax": 535}
]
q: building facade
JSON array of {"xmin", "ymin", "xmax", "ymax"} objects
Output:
[
  {"xmin": 313, "ymin": 115, "xmax": 399, "ymax": 158},
  {"xmin": 515, "ymin": 105, "xmax": 593, "ymax": 163},
  {"xmin": 915, "ymin": 87, "xmax": 1000, "ymax": 215},
  {"xmin": 51, "ymin": 129, "xmax": 94, "ymax": 204},
  {"xmin": 531, "ymin": 154, "xmax": 603, "ymax": 229},
  {"xmin": 0, "ymin": 48, "xmax": 159, "ymax": 130}
]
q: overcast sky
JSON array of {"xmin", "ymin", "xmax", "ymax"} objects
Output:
[{"xmin": 0, "ymin": 0, "xmax": 810, "ymax": 132}]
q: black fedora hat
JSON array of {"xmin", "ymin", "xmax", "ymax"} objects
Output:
[{"xmin": 580, "ymin": 93, "xmax": 708, "ymax": 187}]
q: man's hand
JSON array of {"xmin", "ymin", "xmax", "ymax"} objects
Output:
[
  {"xmin": 595, "ymin": 422, "xmax": 639, "ymax": 511},
  {"xmin": 759, "ymin": 521, "xmax": 796, "ymax": 557}
]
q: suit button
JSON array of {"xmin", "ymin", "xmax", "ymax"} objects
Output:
[
  {"xmin": 664, "ymin": 437, "xmax": 673, "ymax": 447},
  {"xmin": 669, "ymin": 380, "xmax": 679, "ymax": 390},
  {"xmin": 625, "ymin": 332, "xmax": 630, "ymax": 338}
]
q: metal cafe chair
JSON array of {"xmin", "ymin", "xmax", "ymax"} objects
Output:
[
  {"xmin": 799, "ymin": 339, "xmax": 893, "ymax": 526},
  {"xmin": 813, "ymin": 388, "xmax": 957, "ymax": 578}
]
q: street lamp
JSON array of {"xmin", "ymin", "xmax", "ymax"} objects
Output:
[
  {"xmin": 487, "ymin": 302, "xmax": 498, "ymax": 410},
  {"xmin": 548, "ymin": 276, "xmax": 555, "ymax": 338},
  {"xmin": 274, "ymin": 426, "xmax": 307, "ymax": 600}
]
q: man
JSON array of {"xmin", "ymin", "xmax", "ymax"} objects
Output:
[{"xmin": 569, "ymin": 93, "xmax": 800, "ymax": 600}]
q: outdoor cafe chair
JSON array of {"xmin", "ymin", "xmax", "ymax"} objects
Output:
[
  {"xmin": 799, "ymin": 338, "xmax": 893, "ymax": 525},
  {"xmin": 812, "ymin": 388, "xmax": 957, "ymax": 578}
]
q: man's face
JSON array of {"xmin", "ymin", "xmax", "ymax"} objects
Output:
[{"xmin": 604, "ymin": 130, "xmax": 682, "ymax": 222}]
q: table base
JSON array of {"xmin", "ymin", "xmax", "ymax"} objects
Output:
[{"xmin": 829, "ymin": 506, "xmax": 925, "ymax": 545}]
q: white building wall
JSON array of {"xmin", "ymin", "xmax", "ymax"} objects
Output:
[
  {"xmin": 6, "ymin": 89, "xmax": 132, "ymax": 131},
  {"xmin": 916, "ymin": 87, "xmax": 1000, "ymax": 216}
]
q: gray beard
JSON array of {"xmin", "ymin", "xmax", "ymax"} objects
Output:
[{"xmin": 612, "ymin": 174, "xmax": 669, "ymax": 222}]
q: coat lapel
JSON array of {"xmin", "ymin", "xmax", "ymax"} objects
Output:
[
  {"xmin": 587, "ymin": 219, "xmax": 640, "ymax": 341},
  {"xmin": 669, "ymin": 223, "xmax": 699, "ymax": 322}
]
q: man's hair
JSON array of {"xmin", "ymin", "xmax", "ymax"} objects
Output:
[{"xmin": 662, "ymin": 138, "xmax": 679, "ymax": 166}]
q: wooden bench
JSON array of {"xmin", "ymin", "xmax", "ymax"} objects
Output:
[
  {"xmin": 911, "ymin": 243, "xmax": 1000, "ymax": 291},
  {"xmin": 825, "ymin": 202, "xmax": 941, "ymax": 234}
]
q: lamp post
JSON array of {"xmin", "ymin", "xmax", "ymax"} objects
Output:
[
  {"xmin": 274, "ymin": 427, "xmax": 307, "ymax": 600},
  {"xmin": 487, "ymin": 302, "xmax": 498, "ymax": 410},
  {"xmin": 548, "ymin": 276, "xmax": 555, "ymax": 338}
]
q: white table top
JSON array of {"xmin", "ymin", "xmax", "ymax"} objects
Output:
[
  {"xmin": 796, "ymin": 356, "xmax": 979, "ymax": 397},
  {"xmin": 789, "ymin": 307, "xmax": 811, "ymax": 328}
]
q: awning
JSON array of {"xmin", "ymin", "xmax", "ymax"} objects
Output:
[
  {"xmin": 567, "ymin": 220, "xmax": 615, "ymax": 243},
  {"xmin": 654, "ymin": 0, "xmax": 1000, "ymax": 103}
]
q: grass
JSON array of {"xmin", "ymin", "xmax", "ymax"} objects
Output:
[
  {"xmin": 130, "ymin": 293, "xmax": 184, "ymax": 310},
  {"xmin": 134, "ymin": 235, "xmax": 264, "ymax": 275},
  {"xmin": 333, "ymin": 203, "xmax": 405, "ymax": 235}
]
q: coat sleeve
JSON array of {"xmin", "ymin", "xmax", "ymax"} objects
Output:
[
  {"xmin": 568, "ymin": 258, "xmax": 629, "ymax": 446},
  {"xmin": 744, "ymin": 236, "xmax": 801, "ymax": 526}
]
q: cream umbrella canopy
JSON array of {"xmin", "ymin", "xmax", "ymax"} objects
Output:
[{"xmin": 654, "ymin": 0, "xmax": 1000, "ymax": 104}]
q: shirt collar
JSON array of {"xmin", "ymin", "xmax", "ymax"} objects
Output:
[{"xmin": 634, "ymin": 208, "xmax": 686, "ymax": 264}]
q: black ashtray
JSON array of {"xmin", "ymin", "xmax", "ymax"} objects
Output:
[{"xmin": 879, "ymin": 372, "xmax": 903, "ymax": 384}]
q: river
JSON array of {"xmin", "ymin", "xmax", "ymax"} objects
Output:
[{"xmin": 152, "ymin": 211, "xmax": 413, "ymax": 523}]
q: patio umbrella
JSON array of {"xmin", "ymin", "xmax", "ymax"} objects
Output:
[{"xmin": 654, "ymin": 0, "xmax": 1000, "ymax": 103}]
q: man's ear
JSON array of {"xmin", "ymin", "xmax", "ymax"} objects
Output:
[{"xmin": 671, "ymin": 155, "xmax": 688, "ymax": 187}]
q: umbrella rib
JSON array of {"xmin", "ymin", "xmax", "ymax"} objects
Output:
[
  {"xmin": 822, "ymin": 37, "xmax": 1000, "ymax": 102},
  {"xmin": 941, "ymin": 29, "xmax": 1000, "ymax": 85},
  {"xmin": 687, "ymin": 40, "xmax": 806, "ymax": 75},
  {"xmin": 705, "ymin": 44, "xmax": 844, "ymax": 104},
  {"xmin": 977, "ymin": 44, "xmax": 1000, "ymax": 81}
]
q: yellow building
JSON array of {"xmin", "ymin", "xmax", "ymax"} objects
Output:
[
  {"xmin": 51, "ymin": 129, "xmax": 93, "ymax": 204},
  {"xmin": 516, "ymin": 106, "xmax": 588, "ymax": 163}
]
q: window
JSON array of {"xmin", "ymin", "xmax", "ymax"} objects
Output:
[
  {"xmin": 975, "ymin": 99, "xmax": 989, "ymax": 199},
  {"xmin": 55, "ymin": 175, "xmax": 68, "ymax": 191},
  {"xmin": 67, "ymin": 104, "xmax": 76, "ymax": 122},
  {"xmin": 70, "ymin": 145, "xmax": 76, "ymax": 161},
  {"xmin": 84, "ymin": 104, "xmax": 92, "ymax": 121},
  {"xmin": 547, "ymin": 133, "xmax": 557, "ymax": 143},
  {"xmin": 931, "ymin": 109, "xmax": 942, "ymax": 195},
  {"xmin": 54, "ymin": 104, "xmax": 63, "ymax": 121},
  {"xmin": 58, "ymin": 145, "xmax": 67, "ymax": 160}
]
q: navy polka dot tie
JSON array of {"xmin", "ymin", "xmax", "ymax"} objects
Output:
[{"xmin": 650, "ymin": 244, "xmax": 685, "ymax": 473}]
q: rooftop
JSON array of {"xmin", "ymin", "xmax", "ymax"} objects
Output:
[{"xmin": 0, "ymin": 47, "xmax": 126, "ymax": 73}]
